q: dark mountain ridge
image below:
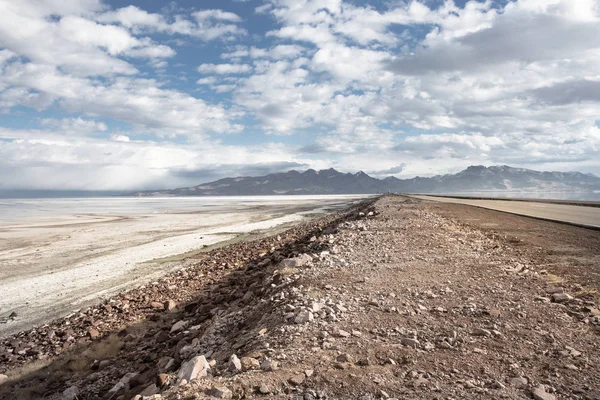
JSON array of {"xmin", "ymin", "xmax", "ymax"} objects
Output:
[{"xmin": 132, "ymin": 165, "xmax": 600, "ymax": 196}]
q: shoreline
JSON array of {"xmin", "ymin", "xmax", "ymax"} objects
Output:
[
  {"xmin": 0, "ymin": 196, "xmax": 374, "ymax": 376},
  {"xmin": 0, "ymin": 196, "xmax": 365, "ymax": 338}
]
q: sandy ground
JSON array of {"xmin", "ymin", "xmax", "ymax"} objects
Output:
[
  {"xmin": 412, "ymin": 195, "xmax": 600, "ymax": 228},
  {"xmin": 0, "ymin": 196, "xmax": 365, "ymax": 337}
]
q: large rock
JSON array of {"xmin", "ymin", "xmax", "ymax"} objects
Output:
[
  {"xmin": 88, "ymin": 328, "xmax": 101, "ymax": 340},
  {"xmin": 532, "ymin": 386, "xmax": 556, "ymax": 400},
  {"xmin": 107, "ymin": 372, "xmax": 137, "ymax": 396},
  {"xmin": 507, "ymin": 376, "xmax": 528, "ymax": 389},
  {"xmin": 62, "ymin": 386, "xmax": 79, "ymax": 400},
  {"xmin": 289, "ymin": 373, "xmax": 305, "ymax": 386},
  {"xmin": 279, "ymin": 254, "xmax": 312, "ymax": 268},
  {"xmin": 261, "ymin": 358, "xmax": 280, "ymax": 371},
  {"xmin": 139, "ymin": 384, "xmax": 159, "ymax": 396},
  {"xmin": 170, "ymin": 320, "xmax": 188, "ymax": 334},
  {"xmin": 177, "ymin": 355, "xmax": 210, "ymax": 382},
  {"xmin": 401, "ymin": 338, "xmax": 420, "ymax": 348},
  {"xmin": 209, "ymin": 383, "xmax": 233, "ymax": 399},
  {"xmin": 551, "ymin": 293, "xmax": 572, "ymax": 303},
  {"xmin": 240, "ymin": 357, "xmax": 260, "ymax": 371},
  {"xmin": 294, "ymin": 310, "xmax": 314, "ymax": 324},
  {"xmin": 229, "ymin": 354, "xmax": 242, "ymax": 372},
  {"xmin": 165, "ymin": 300, "xmax": 177, "ymax": 311}
]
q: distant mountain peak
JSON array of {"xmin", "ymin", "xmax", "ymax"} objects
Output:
[{"xmin": 131, "ymin": 165, "xmax": 600, "ymax": 196}]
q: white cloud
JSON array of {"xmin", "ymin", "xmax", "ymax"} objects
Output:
[
  {"xmin": 111, "ymin": 134, "xmax": 130, "ymax": 142},
  {"xmin": 221, "ymin": 45, "xmax": 307, "ymax": 60},
  {"xmin": 40, "ymin": 117, "xmax": 107, "ymax": 134},
  {"xmin": 0, "ymin": 62, "xmax": 240, "ymax": 136},
  {"xmin": 2, "ymin": 0, "xmax": 600, "ymax": 190},
  {"xmin": 193, "ymin": 10, "xmax": 242, "ymax": 23},
  {"xmin": 0, "ymin": 127, "xmax": 311, "ymax": 190},
  {"xmin": 197, "ymin": 63, "xmax": 252, "ymax": 74},
  {"xmin": 97, "ymin": 6, "xmax": 247, "ymax": 41}
]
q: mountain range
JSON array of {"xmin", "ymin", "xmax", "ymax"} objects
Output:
[{"xmin": 131, "ymin": 165, "xmax": 600, "ymax": 196}]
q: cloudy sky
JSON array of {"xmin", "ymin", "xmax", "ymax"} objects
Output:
[{"xmin": 0, "ymin": 0, "xmax": 599, "ymax": 190}]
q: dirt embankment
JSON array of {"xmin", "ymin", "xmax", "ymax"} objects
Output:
[{"xmin": 1, "ymin": 195, "xmax": 599, "ymax": 400}]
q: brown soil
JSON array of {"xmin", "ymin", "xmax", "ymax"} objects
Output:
[{"xmin": 1, "ymin": 195, "xmax": 599, "ymax": 400}]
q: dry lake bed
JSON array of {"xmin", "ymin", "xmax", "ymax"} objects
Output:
[{"xmin": 0, "ymin": 195, "xmax": 366, "ymax": 336}]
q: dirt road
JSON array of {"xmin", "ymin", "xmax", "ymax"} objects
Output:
[
  {"xmin": 412, "ymin": 195, "xmax": 600, "ymax": 229},
  {"xmin": 1, "ymin": 195, "xmax": 599, "ymax": 400}
]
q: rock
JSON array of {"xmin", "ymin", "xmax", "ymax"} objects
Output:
[
  {"xmin": 304, "ymin": 390, "xmax": 317, "ymax": 400},
  {"xmin": 279, "ymin": 254, "xmax": 312, "ymax": 268},
  {"xmin": 336, "ymin": 329, "xmax": 351, "ymax": 338},
  {"xmin": 491, "ymin": 381, "xmax": 506, "ymax": 389},
  {"xmin": 209, "ymin": 383, "xmax": 232, "ymax": 399},
  {"xmin": 240, "ymin": 356, "xmax": 260, "ymax": 371},
  {"xmin": 0, "ymin": 374, "xmax": 9, "ymax": 385},
  {"xmin": 289, "ymin": 373, "xmax": 305, "ymax": 386},
  {"xmin": 108, "ymin": 382, "xmax": 126, "ymax": 396},
  {"xmin": 295, "ymin": 310, "xmax": 314, "ymax": 324},
  {"xmin": 532, "ymin": 386, "xmax": 556, "ymax": 400},
  {"xmin": 565, "ymin": 346, "xmax": 582, "ymax": 357},
  {"xmin": 401, "ymin": 338, "xmax": 420, "ymax": 348},
  {"xmin": 156, "ymin": 331, "xmax": 170, "ymax": 343},
  {"xmin": 109, "ymin": 371, "xmax": 137, "ymax": 394},
  {"xmin": 62, "ymin": 386, "xmax": 79, "ymax": 400},
  {"xmin": 305, "ymin": 369, "xmax": 314, "ymax": 377},
  {"xmin": 508, "ymin": 376, "xmax": 528, "ymax": 389},
  {"xmin": 164, "ymin": 300, "xmax": 177, "ymax": 311},
  {"xmin": 88, "ymin": 327, "xmax": 101, "ymax": 340},
  {"xmin": 414, "ymin": 377, "xmax": 428, "ymax": 387},
  {"xmin": 157, "ymin": 373, "xmax": 170, "ymax": 387},
  {"xmin": 336, "ymin": 353, "xmax": 353, "ymax": 363},
  {"xmin": 585, "ymin": 307, "xmax": 600, "ymax": 316},
  {"xmin": 259, "ymin": 383, "xmax": 271, "ymax": 394},
  {"xmin": 229, "ymin": 354, "xmax": 242, "ymax": 372},
  {"xmin": 150, "ymin": 301, "xmax": 164, "ymax": 310},
  {"xmin": 551, "ymin": 293, "xmax": 572, "ymax": 303},
  {"xmin": 139, "ymin": 384, "xmax": 159, "ymax": 396},
  {"xmin": 176, "ymin": 355, "xmax": 209, "ymax": 382},
  {"xmin": 170, "ymin": 320, "xmax": 188, "ymax": 334},
  {"xmin": 471, "ymin": 328, "xmax": 491, "ymax": 337},
  {"xmin": 261, "ymin": 358, "xmax": 280, "ymax": 371},
  {"xmin": 98, "ymin": 359, "xmax": 113, "ymax": 370},
  {"xmin": 485, "ymin": 309, "xmax": 502, "ymax": 318},
  {"xmin": 546, "ymin": 287, "xmax": 564, "ymax": 294},
  {"xmin": 157, "ymin": 356, "xmax": 175, "ymax": 372}
]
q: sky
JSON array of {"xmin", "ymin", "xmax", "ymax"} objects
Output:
[{"xmin": 0, "ymin": 0, "xmax": 599, "ymax": 190}]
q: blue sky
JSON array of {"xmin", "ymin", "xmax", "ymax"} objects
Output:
[{"xmin": 0, "ymin": 0, "xmax": 599, "ymax": 190}]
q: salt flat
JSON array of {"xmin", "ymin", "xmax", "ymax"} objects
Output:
[{"xmin": 0, "ymin": 195, "xmax": 365, "ymax": 336}]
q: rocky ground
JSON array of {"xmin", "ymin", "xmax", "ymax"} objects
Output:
[{"xmin": 1, "ymin": 195, "xmax": 599, "ymax": 400}]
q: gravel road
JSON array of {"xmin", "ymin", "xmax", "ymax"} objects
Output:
[{"xmin": 412, "ymin": 195, "xmax": 600, "ymax": 229}]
